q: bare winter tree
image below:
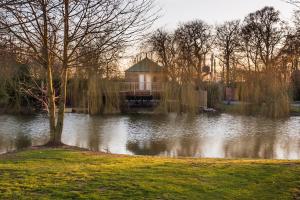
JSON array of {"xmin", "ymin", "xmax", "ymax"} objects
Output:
[
  {"xmin": 149, "ymin": 29, "xmax": 178, "ymax": 81},
  {"xmin": 0, "ymin": 0, "xmax": 159, "ymax": 146},
  {"xmin": 240, "ymin": 20, "xmax": 262, "ymax": 72},
  {"xmin": 283, "ymin": 11, "xmax": 300, "ymax": 71},
  {"xmin": 175, "ymin": 20, "xmax": 213, "ymax": 85},
  {"xmin": 243, "ymin": 7, "xmax": 286, "ymax": 71},
  {"xmin": 216, "ymin": 20, "xmax": 241, "ymax": 86}
]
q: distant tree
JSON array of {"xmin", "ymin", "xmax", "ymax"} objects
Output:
[
  {"xmin": 243, "ymin": 7, "xmax": 286, "ymax": 71},
  {"xmin": 282, "ymin": 11, "xmax": 300, "ymax": 71},
  {"xmin": 149, "ymin": 29, "xmax": 178, "ymax": 81},
  {"xmin": 240, "ymin": 21, "xmax": 261, "ymax": 72},
  {"xmin": 175, "ymin": 20, "xmax": 213, "ymax": 85},
  {"xmin": 216, "ymin": 20, "xmax": 241, "ymax": 86}
]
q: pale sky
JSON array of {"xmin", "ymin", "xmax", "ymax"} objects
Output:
[{"xmin": 155, "ymin": 0, "xmax": 296, "ymax": 30}]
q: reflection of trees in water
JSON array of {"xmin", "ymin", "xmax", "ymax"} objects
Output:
[
  {"xmin": 223, "ymin": 119, "xmax": 279, "ymax": 159},
  {"xmin": 127, "ymin": 136, "xmax": 203, "ymax": 157},
  {"xmin": 15, "ymin": 132, "xmax": 32, "ymax": 150},
  {"xmin": 127, "ymin": 140, "xmax": 168, "ymax": 155},
  {"xmin": 86, "ymin": 117, "xmax": 103, "ymax": 151},
  {"xmin": 70, "ymin": 114, "xmax": 300, "ymax": 159},
  {"xmin": 126, "ymin": 114, "xmax": 203, "ymax": 157},
  {"xmin": 276, "ymin": 137, "xmax": 300, "ymax": 159},
  {"xmin": 82, "ymin": 116, "xmax": 126, "ymax": 153},
  {"xmin": 174, "ymin": 137, "xmax": 202, "ymax": 157},
  {"xmin": 0, "ymin": 134, "xmax": 10, "ymax": 153}
]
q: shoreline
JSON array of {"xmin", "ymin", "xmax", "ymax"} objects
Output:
[{"xmin": 1, "ymin": 146, "xmax": 300, "ymax": 162}]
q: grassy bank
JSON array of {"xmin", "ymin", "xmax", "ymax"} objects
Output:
[{"xmin": 0, "ymin": 149, "xmax": 300, "ymax": 199}]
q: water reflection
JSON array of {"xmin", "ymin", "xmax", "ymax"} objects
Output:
[
  {"xmin": 0, "ymin": 113, "xmax": 299, "ymax": 159},
  {"xmin": 15, "ymin": 132, "xmax": 32, "ymax": 150}
]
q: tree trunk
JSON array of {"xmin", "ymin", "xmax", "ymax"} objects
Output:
[
  {"xmin": 46, "ymin": 63, "xmax": 57, "ymax": 144},
  {"xmin": 40, "ymin": 1, "xmax": 59, "ymax": 146},
  {"xmin": 54, "ymin": 67, "xmax": 68, "ymax": 146},
  {"xmin": 226, "ymin": 56, "xmax": 230, "ymax": 87},
  {"xmin": 46, "ymin": 0, "xmax": 69, "ymax": 146}
]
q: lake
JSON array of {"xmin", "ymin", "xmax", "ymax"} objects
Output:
[{"xmin": 0, "ymin": 113, "xmax": 299, "ymax": 159}]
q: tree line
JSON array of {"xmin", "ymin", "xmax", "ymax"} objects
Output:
[{"xmin": 148, "ymin": 6, "xmax": 299, "ymax": 87}]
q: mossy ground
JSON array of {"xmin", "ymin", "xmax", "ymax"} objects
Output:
[{"xmin": 0, "ymin": 149, "xmax": 300, "ymax": 200}]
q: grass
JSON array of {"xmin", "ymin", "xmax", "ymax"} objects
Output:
[{"xmin": 0, "ymin": 149, "xmax": 300, "ymax": 200}]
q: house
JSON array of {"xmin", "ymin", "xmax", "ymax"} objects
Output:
[{"xmin": 124, "ymin": 57, "xmax": 165, "ymax": 91}]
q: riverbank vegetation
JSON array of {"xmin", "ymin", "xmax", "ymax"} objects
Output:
[{"xmin": 0, "ymin": 148, "xmax": 299, "ymax": 199}]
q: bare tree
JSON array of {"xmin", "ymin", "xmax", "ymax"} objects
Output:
[
  {"xmin": 216, "ymin": 20, "xmax": 241, "ymax": 86},
  {"xmin": 243, "ymin": 7, "xmax": 286, "ymax": 71},
  {"xmin": 175, "ymin": 20, "xmax": 213, "ymax": 85},
  {"xmin": 281, "ymin": 11, "xmax": 300, "ymax": 71},
  {"xmin": 240, "ymin": 21, "xmax": 262, "ymax": 72},
  {"xmin": 0, "ymin": 0, "xmax": 159, "ymax": 146},
  {"xmin": 149, "ymin": 29, "xmax": 178, "ymax": 81}
]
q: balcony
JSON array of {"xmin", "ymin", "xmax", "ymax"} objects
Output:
[{"xmin": 119, "ymin": 82, "xmax": 163, "ymax": 96}]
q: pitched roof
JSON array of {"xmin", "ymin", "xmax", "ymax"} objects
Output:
[{"xmin": 125, "ymin": 57, "xmax": 163, "ymax": 72}]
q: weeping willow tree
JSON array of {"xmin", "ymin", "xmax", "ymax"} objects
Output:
[
  {"xmin": 69, "ymin": 74, "xmax": 121, "ymax": 115},
  {"xmin": 87, "ymin": 75, "xmax": 120, "ymax": 115},
  {"xmin": 240, "ymin": 71, "xmax": 290, "ymax": 118},
  {"xmin": 69, "ymin": 46, "xmax": 122, "ymax": 115},
  {"xmin": 156, "ymin": 82, "xmax": 203, "ymax": 114},
  {"xmin": 68, "ymin": 69, "xmax": 88, "ymax": 112}
]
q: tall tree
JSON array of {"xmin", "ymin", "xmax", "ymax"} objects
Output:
[
  {"xmin": 243, "ymin": 7, "xmax": 286, "ymax": 71},
  {"xmin": 216, "ymin": 20, "xmax": 240, "ymax": 86},
  {"xmin": 149, "ymin": 29, "xmax": 178, "ymax": 81},
  {"xmin": 0, "ymin": 0, "xmax": 158, "ymax": 145},
  {"xmin": 175, "ymin": 20, "xmax": 213, "ymax": 85}
]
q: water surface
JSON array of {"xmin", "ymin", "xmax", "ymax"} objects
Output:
[{"xmin": 0, "ymin": 113, "xmax": 299, "ymax": 159}]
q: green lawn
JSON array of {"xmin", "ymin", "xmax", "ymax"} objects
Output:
[{"xmin": 0, "ymin": 149, "xmax": 300, "ymax": 200}]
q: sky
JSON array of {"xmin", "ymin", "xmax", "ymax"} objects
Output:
[{"xmin": 155, "ymin": 0, "xmax": 296, "ymax": 30}]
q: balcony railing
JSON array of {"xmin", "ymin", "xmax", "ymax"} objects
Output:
[{"xmin": 120, "ymin": 82, "xmax": 163, "ymax": 95}]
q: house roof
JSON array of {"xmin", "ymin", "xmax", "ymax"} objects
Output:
[{"xmin": 125, "ymin": 57, "xmax": 163, "ymax": 73}]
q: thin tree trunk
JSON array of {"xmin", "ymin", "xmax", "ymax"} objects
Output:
[
  {"xmin": 55, "ymin": 67, "xmax": 68, "ymax": 145},
  {"xmin": 48, "ymin": 0, "xmax": 69, "ymax": 146},
  {"xmin": 57, "ymin": 0, "xmax": 69, "ymax": 143},
  {"xmin": 46, "ymin": 63, "xmax": 57, "ymax": 143},
  {"xmin": 41, "ymin": 1, "xmax": 57, "ymax": 145},
  {"xmin": 226, "ymin": 56, "xmax": 230, "ymax": 87}
]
